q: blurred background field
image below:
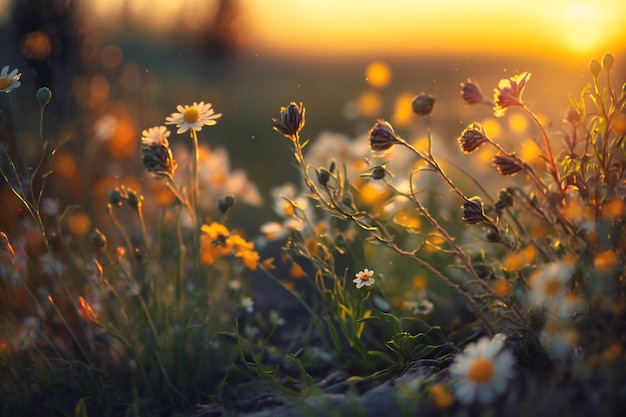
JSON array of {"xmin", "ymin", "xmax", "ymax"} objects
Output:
[{"xmin": 1, "ymin": 0, "xmax": 625, "ymax": 233}]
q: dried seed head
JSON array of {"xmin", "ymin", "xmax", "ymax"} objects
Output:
[
  {"xmin": 411, "ymin": 93, "xmax": 435, "ymax": 116},
  {"xmin": 458, "ymin": 122, "xmax": 489, "ymax": 153},
  {"xmin": 141, "ymin": 143, "xmax": 177, "ymax": 179},
  {"xmin": 272, "ymin": 102, "xmax": 305, "ymax": 139},
  {"xmin": 494, "ymin": 153, "xmax": 524, "ymax": 176},
  {"xmin": 368, "ymin": 119, "xmax": 402, "ymax": 153},
  {"xmin": 589, "ymin": 58, "xmax": 602, "ymax": 77},
  {"xmin": 461, "ymin": 197, "xmax": 486, "ymax": 225}
]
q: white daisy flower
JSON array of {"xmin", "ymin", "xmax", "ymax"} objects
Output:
[
  {"xmin": 165, "ymin": 101, "xmax": 222, "ymax": 134},
  {"xmin": 0, "ymin": 66, "xmax": 21, "ymax": 93},
  {"xmin": 141, "ymin": 126, "xmax": 170, "ymax": 146},
  {"xmin": 449, "ymin": 333, "xmax": 515, "ymax": 405},
  {"xmin": 353, "ymin": 268, "xmax": 375, "ymax": 289},
  {"xmin": 529, "ymin": 261, "xmax": 575, "ymax": 308}
]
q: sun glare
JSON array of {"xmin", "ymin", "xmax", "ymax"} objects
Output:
[
  {"xmin": 561, "ymin": 4, "xmax": 610, "ymax": 53},
  {"xmin": 84, "ymin": 0, "xmax": 626, "ymax": 59}
]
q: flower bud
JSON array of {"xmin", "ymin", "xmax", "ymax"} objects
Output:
[
  {"xmin": 494, "ymin": 153, "xmax": 524, "ymax": 176},
  {"xmin": 460, "ymin": 79, "xmax": 489, "ymax": 105},
  {"xmin": 36, "ymin": 87, "xmax": 52, "ymax": 108},
  {"xmin": 224, "ymin": 195, "xmax": 235, "ymax": 207},
  {"xmin": 90, "ymin": 228, "xmax": 107, "ymax": 250},
  {"xmin": 141, "ymin": 143, "xmax": 177, "ymax": 179},
  {"xmin": 108, "ymin": 189, "xmax": 124, "ymax": 206},
  {"xmin": 272, "ymin": 102, "xmax": 305, "ymax": 139},
  {"xmin": 317, "ymin": 168, "xmax": 331, "ymax": 186},
  {"xmin": 126, "ymin": 189, "xmax": 140, "ymax": 209},
  {"xmin": 602, "ymin": 53, "xmax": 614, "ymax": 71},
  {"xmin": 368, "ymin": 119, "xmax": 402, "ymax": 152},
  {"xmin": 565, "ymin": 109, "xmax": 580, "ymax": 126},
  {"xmin": 372, "ymin": 166, "xmax": 386, "ymax": 180},
  {"xmin": 589, "ymin": 58, "xmax": 602, "ymax": 77},
  {"xmin": 458, "ymin": 122, "xmax": 489, "ymax": 153},
  {"xmin": 411, "ymin": 93, "xmax": 435, "ymax": 116},
  {"xmin": 461, "ymin": 197, "xmax": 486, "ymax": 225},
  {"xmin": 217, "ymin": 199, "xmax": 230, "ymax": 214}
]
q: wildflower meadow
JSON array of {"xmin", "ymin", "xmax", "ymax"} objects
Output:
[{"xmin": 1, "ymin": 31, "xmax": 626, "ymax": 417}]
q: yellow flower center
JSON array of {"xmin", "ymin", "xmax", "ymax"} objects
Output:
[
  {"xmin": 0, "ymin": 77, "xmax": 12, "ymax": 90},
  {"xmin": 183, "ymin": 107, "xmax": 200, "ymax": 124},
  {"xmin": 544, "ymin": 278, "xmax": 561, "ymax": 297},
  {"xmin": 467, "ymin": 357, "xmax": 495, "ymax": 384}
]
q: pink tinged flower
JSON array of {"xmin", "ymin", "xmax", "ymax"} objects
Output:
[
  {"xmin": 493, "ymin": 72, "xmax": 531, "ymax": 117},
  {"xmin": 0, "ymin": 66, "xmax": 21, "ymax": 93},
  {"xmin": 353, "ymin": 268, "xmax": 375, "ymax": 289},
  {"xmin": 165, "ymin": 101, "xmax": 222, "ymax": 134}
]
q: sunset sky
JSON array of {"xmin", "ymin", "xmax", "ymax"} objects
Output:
[
  {"xmin": 80, "ymin": 0, "xmax": 626, "ymax": 60},
  {"xmin": 243, "ymin": 0, "xmax": 626, "ymax": 59}
]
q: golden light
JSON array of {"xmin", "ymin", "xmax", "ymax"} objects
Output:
[
  {"xmin": 85, "ymin": 0, "xmax": 626, "ymax": 59},
  {"xmin": 561, "ymin": 4, "xmax": 608, "ymax": 53}
]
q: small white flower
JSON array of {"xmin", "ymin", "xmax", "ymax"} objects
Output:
[
  {"xmin": 529, "ymin": 261, "xmax": 575, "ymax": 309},
  {"xmin": 269, "ymin": 310, "xmax": 285, "ymax": 326},
  {"xmin": 241, "ymin": 296, "xmax": 254, "ymax": 313},
  {"xmin": 449, "ymin": 333, "xmax": 515, "ymax": 405},
  {"xmin": 0, "ymin": 65, "xmax": 21, "ymax": 93},
  {"xmin": 353, "ymin": 268, "xmax": 375, "ymax": 289},
  {"xmin": 141, "ymin": 126, "xmax": 170, "ymax": 146},
  {"xmin": 165, "ymin": 101, "xmax": 222, "ymax": 134}
]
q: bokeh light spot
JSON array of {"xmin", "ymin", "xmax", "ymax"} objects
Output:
[
  {"xmin": 508, "ymin": 112, "xmax": 528, "ymax": 134},
  {"xmin": 391, "ymin": 91, "xmax": 416, "ymax": 128},
  {"xmin": 20, "ymin": 31, "xmax": 52, "ymax": 60},
  {"xmin": 357, "ymin": 90, "xmax": 382, "ymax": 117},
  {"xmin": 365, "ymin": 61, "xmax": 392, "ymax": 89},
  {"xmin": 67, "ymin": 211, "xmax": 91, "ymax": 236},
  {"xmin": 101, "ymin": 45, "xmax": 123, "ymax": 68},
  {"xmin": 53, "ymin": 153, "xmax": 77, "ymax": 179}
]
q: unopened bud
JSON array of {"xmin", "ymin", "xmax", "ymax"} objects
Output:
[
  {"xmin": 458, "ymin": 122, "xmax": 489, "ymax": 154},
  {"xmin": 461, "ymin": 197, "xmax": 486, "ymax": 225},
  {"xmin": 602, "ymin": 53, "xmax": 614, "ymax": 71},
  {"xmin": 108, "ymin": 189, "xmax": 124, "ymax": 206},
  {"xmin": 372, "ymin": 166, "xmax": 386, "ymax": 180},
  {"xmin": 494, "ymin": 153, "xmax": 524, "ymax": 176},
  {"xmin": 368, "ymin": 119, "xmax": 402, "ymax": 152},
  {"xmin": 589, "ymin": 58, "xmax": 602, "ymax": 77},
  {"xmin": 36, "ymin": 87, "xmax": 52, "ymax": 108},
  {"xmin": 126, "ymin": 189, "xmax": 140, "ymax": 209},
  {"xmin": 317, "ymin": 169, "xmax": 331, "ymax": 186},
  {"xmin": 90, "ymin": 228, "xmax": 107, "ymax": 250},
  {"xmin": 411, "ymin": 93, "xmax": 435, "ymax": 116},
  {"xmin": 272, "ymin": 102, "xmax": 305, "ymax": 139}
]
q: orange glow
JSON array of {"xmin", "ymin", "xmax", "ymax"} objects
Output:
[
  {"xmin": 242, "ymin": 0, "xmax": 626, "ymax": 59},
  {"xmin": 365, "ymin": 61, "xmax": 392, "ymax": 89},
  {"xmin": 67, "ymin": 211, "xmax": 91, "ymax": 236},
  {"xmin": 87, "ymin": 1, "xmax": 626, "ymax": 59}
]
